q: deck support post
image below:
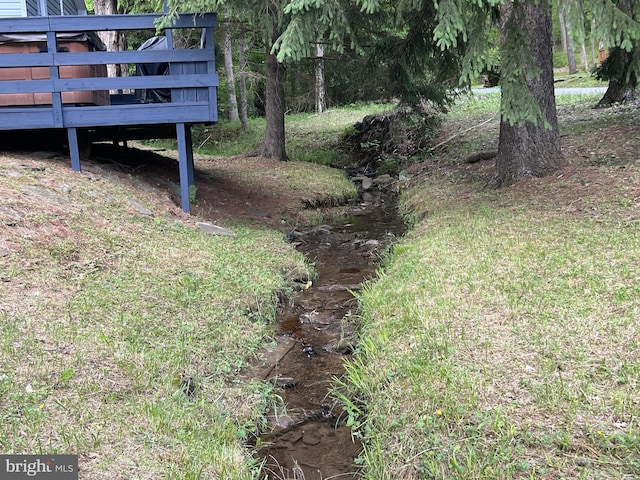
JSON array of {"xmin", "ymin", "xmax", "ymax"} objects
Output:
[
  {"xmin": 67, "ymin": 127, "xmax": 82, "ymax": 172},
  {"xmin": 176, "ymin": 122, "xmax": 195, "ymax": 214}
]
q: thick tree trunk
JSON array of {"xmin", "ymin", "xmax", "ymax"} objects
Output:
[
  {"xmin": 238, "ymin": 33, "xmax": 248, "ymax": 129},
  {"xmin": 595, "ymin": 0, "xmax": 638, "ymax": 107},
  {"xmin": 493, "ymin": 0, "xmax": 564, "ymax": 187},
  {"xmin": 595, "ymin": 48, "xmax": 638, "ymax": 107},
  {"xmin": 315, "ymin": 42, "xmax": 326, "ymax": 114},
  {"xmin": 223, "ymin": 19, "xmax": 240, "ymax": 122},
  {"xmin": 260, "ymin": 39, "xmax": 288, "ymax": 160}
]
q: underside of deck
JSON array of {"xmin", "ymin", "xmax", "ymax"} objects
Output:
[{"xmin": 0, "ymin": 12, "xmax": 219, "ymax": 213}]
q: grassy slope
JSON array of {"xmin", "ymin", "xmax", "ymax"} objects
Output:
[
  {"xmin": 343, "ymin": 95, "xmax": 640, "ymax": 479},
  {"xmin": 0, "ymin": 151, "xmax": 355, "ymax": 478},
  {"xmin": 184, "ymin": 102, "xmax": 395, "ymax": 165}
]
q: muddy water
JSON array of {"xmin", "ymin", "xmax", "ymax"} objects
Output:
[{"xmin": 256, "ymin": 191, "xmax": 404, "ymax": 480}]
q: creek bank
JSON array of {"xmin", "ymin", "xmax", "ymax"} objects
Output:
[{"xmin": 251, "ymin": 175, "xmax": 405, "ymax": 480}]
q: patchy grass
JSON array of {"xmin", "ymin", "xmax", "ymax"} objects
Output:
[
  {"xmin": 338, "ymin": 97, "xmax": 640, "ymax": 478},
  {"xmin": 285, "ymin": 103, "xmax": 395, "ymax": 166},
  {"xmin": 196, "ymin": 155, "xmax": 358, "ymax": 209},
  {"xmin": 175, "ymin": 102, "xmax": 395, "ymax": 166},
  {"xmin": 554, "ymin": 71, "xmax": 608, "ymax": 88},
  {"xmin": 0, "ymin": 147, "xmax": 355, "ymax": 479}
]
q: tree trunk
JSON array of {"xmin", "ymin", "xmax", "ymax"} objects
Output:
[
  {"xmin": 315, "ymin": 42, "xmax": 326, "ymax": 114},
  {"xmin": 558, "ymin": 1, "xmax": 568, "ymax": 52},
  {"xmin": 93, "ymin": 0, "xmax": 118, "ymax": 79},
  {"xmin": 223, "ymin": 19, "xmax": 240, "ymax": 122},
  {"xmin": 113, "ymin": 31, "xmax": 127, "ymax": 79},
  {"xmin": 238, "ymin": 32, "xmax": 248, "ymax": 129},
  {"xmin": 595, "ymin": 0, "xmax": 638, "ymax": 107},
  {"xmin": 595, "ymin": 48, "xmax": 639, "ymax": 107},
  {"xmin": 578, "ymin": 9, "xmax": 589, "ymax": 71},
  {"xmin": 260, "ymin": 37, "xmax": 288, "ymax": 161},
  {"xmin": 557, "ymin": 1, "xmax": 577, "ymax": 74},
  {"xmin": 591, "ymin": 19, "xmax": 597, "ymax": 65},
  {"xmin": 564, "ymin": 20, "xmax": 578, "ymax": 74},
  {"xmin": 580, "ymin": 40, "xmax": 589, "ymax": 72},
  {"xmin": 493, "ymin": 0, "xmax": 564, "ymax": 187}
]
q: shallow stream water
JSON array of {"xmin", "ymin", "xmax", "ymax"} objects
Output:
[{"xmin": 254, "ymin": 191, "xmax": 404, "ymax": 480}]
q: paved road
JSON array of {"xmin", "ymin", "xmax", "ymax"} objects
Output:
[{"xmin": 473, "ymin": 86, "xmax": 607, "ymax": 95}]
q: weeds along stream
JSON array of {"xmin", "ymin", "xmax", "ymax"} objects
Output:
[{"xmin": 254, "ymin": 189, "xmax": 405, "ymax": 480}]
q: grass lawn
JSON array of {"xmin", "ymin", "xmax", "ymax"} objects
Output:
[
  {"xmin": 0, "ymin": 147, "xmax": 355, "ymax": 478},
  {"xmin": 338, "ymin": 94, "xmax": 640, "ymax": 478}
]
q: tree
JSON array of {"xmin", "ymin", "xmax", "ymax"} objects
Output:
[
  {"xmin": 492, "ymin": 0, "xmax": 564, "ymax": 186},
  {"xmin": 595, "ymin": 47, "xmax": 639, "ymax": 105},
  {"xmin": 93, "ymin": 0, "xmax": 125, "ymax": 78},
  {"xmin": 274, "ymin": 0, "xmax": 566, "ymax": 184},
  {"xmin": 591, "ymin": 0, "xmax": 640, "ymax": 106},
  {"xmin": 429, "ymin": 0, "xmax": 565, "ymax": 186},
  {"xmin": 222, "ymin": 15, "xmax": 240, "ymax": 122},
  {"xmin": 237, "ymin": 30, "xmax": 249, "ymax": 128},
  {"xmin": 558, "ymin": 0, "xmax": 578, "ymax": 73},
  {"xmin": 167, "ymin": 0, "xmax": 291, "ymax": 160},
  {"xmin": 262, "ymin": 28, "xmax": 288, "ymax": 159},
  {"xmin": 314, "ymin": 41, "xmax": 326, "ymax": 113}
]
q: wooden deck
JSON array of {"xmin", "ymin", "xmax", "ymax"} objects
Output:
[{"xmin": 0, "ymin": 12, "xmax": 218, "ymax": 213}]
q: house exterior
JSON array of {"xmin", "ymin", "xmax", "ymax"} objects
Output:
[{"xmin": 0, "ymin": 0, "xmax": 87, "ymax": 17}]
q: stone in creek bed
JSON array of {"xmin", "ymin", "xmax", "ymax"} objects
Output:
[
  {"xmin": 302, "ymin": 345, "xmax": 317, "ymax": 357},
  {"xmin": 269, "ymin": 376, "xmax": 298, "ymax": 388},
  {"xmin": 334, "ymin": 340, "xmax": 356, "ymax": 355},
  {"xmin": 279, "ymin": 430, "xmax": 303, "ymax": 444}
]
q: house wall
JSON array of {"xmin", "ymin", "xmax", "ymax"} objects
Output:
[
  {"xmin": 23, "ymin": 0, "xmax": 83, "ymax": 16},
  {"xmin": 0, "ymin": 0, "xmax": 27, "ymax": 17}
]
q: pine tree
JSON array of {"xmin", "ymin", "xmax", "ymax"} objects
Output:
[
  {"xmin": 166, "ymin": 0, "xmax": 291, "ymax": 160},
  {"xmin": 590, "ymin": 0, "xmax": 640, "ymax": 105}
]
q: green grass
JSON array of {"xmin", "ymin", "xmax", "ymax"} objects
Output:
[
  {"xmin": 0, "ymin": 154, "xmax": 315, "ymax": 479},
  {"xmin": 554, "ymin": 72, "xmax": 607, "ymax": 88},
  {"xmin": 183, "ymin": 102, "xmax": 395, "ymax": 165},
  {"xmin": 337, "ymin": 98, "xmax": 640, "ymax": 479}
]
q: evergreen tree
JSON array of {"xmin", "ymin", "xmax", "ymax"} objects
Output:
[
  {"xmin": 165, "ymin": 0, "xmax": 291, "ymax": 160},
  {"xmin": 421, "ymin": 0, "xmax": 566, "ymax": 185},
  {"xmin": 279, "ymin": 0, "xmax": 564, "ymax": 185},
  {"xmin": 591, "ymin": 0, "xmax": 640, "ymax": 106}
]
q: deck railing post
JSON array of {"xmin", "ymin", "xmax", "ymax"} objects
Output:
[
  {"xmin": 46, "ymin": 31, "xmax": 64, "ymax": 128},
  {"xmin": 67, "ymin": 127, "xmax": 81, "ymax": 172},
  {"xmin": 176, "ymin": 122, "xmax": 195, "ymax": 214}
]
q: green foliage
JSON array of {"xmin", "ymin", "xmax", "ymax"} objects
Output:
[
  {"xmin": 587, "ymin": 0, "xmax": 640, "ymax": 89},
  {"xmin": 276, "ymin": 0, "xmax": 358, "ymax": 62},
  {"xmin": 590, "ymin": 0, "xmax": 640, "ymax": 52}
]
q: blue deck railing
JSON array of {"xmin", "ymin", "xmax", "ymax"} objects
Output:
[{"xmin": 0, "ymin": 12, "xmax": 218, "ymax": 213}]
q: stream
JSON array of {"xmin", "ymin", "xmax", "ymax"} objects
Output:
[{"xmin": 254, "ymin": 188, "xmax": 404, "ymax": 480}]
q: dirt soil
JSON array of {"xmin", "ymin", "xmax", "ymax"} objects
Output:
[
  {"xmin": 86, "ymin": 143, "xmax": 322, "ymax": 230},
  {"xmin": 400, "ymin": 99, "xmax": 640, "ymax": 217}
]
